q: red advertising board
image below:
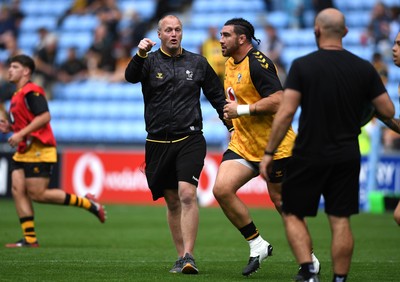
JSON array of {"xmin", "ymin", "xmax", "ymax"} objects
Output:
[{"xmin": 62, "ymin": 149, "xmax": 274, "ymax": 208}]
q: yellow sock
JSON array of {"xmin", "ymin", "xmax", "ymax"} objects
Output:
[
  {"xmin": 20, "ymin": 217, "xmax": 37, "ymax": 244},
  {"xmin": 64, "ymin": 193, "xmax": 92, "ymax": 210}
]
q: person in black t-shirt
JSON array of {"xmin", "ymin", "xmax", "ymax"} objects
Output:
[{"xmin": 260, "ymin": 8, "xmax": 395, "ymax": 282}]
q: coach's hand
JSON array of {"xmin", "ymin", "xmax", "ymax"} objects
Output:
[{"xmin": 137, "ymin": 38, "xmax": 156, "ymax": 57}]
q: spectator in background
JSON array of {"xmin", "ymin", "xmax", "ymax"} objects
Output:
[
  {"xmin": 260, "ymin": 24, "xmax": 287, "ymax": 84},
  {"xmin": 8, "ymin": 0, "xmax": 24, "ymax": 35},
  {"xmin": 85, "ymin": 23, "xmax": 116, "ymax": 79},
  {"xmin": 367, "ymin": 2, "xmax": 392, "ymax": 59},
  {"xmin": 108, "ymin": 44, "xmax": 131, "ymax": 83},
  {"xmin": 389, "ymin": 5, "xmax": 400, "ymax": 44},
  {"xmin": 263, "ymin": 0, "xmax": 274, "ymax": 12},
  {"xmin": 95, "ymin": 0, "xmax": 122, "ymax": 46},
  {"xmin": 119, "ymin": 10, "xmax": 148, "ymax": 52},
  {"xmin": 32, "ymin": 33, "xmax": 59, "ymax": 99},
  {"xmin": 57, "ymin": 47, "xmax": 88, "ymax": 83},
  {"xmin": 0, "ymin": 32, "xmax": 20, "ymax": 103},
  {"xmin": 33, "ymin": 27, "xmax": 50, "ymax": 55},
  {"xmin": 57, "ymin": 0, "xmax": 102, "ymax": 27},
  {"xmin": 312, "ymin": 0, "xmax": 334, "ymax": 13},
  {"xmin": 372, "ymin": 52, "xmax": 389, "ymax": 85},
  {"xmin": 359, "ymin": 52, "xmax": 389, "ymax": 155},
  {"xmin": 200, "ymin": 26, "xmax": 226, "ymax": 83},
  {"xmin": 0, "ymin": 101, "xmax": 7, "ymax": 143},
  {"xmin": 0, "ymin": 5, "xmax": 18, "ymax": 48},
  {"xmin": 151, "ymin": 0, "xmax": 173, "ymax": 24},
  {"xmin": 286, "ymin": 0, "xmax": 305, "ymax": 29}
]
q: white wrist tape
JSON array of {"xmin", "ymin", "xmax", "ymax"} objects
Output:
[{"xmin": 237, "ymin": 105, "xmax": 250, "ymax": 116}]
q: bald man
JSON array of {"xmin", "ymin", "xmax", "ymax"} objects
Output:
[{"xmin": 260, "ymin": 8, "xmax": 395, "ymax": 282}]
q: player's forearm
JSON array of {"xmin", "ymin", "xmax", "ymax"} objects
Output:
[
  {"xmin": 251, "ymin": 91, "xmax": 282, "ymax": 115},
  {"xmin": 381, "ymin": 117, "xmax": 400, "ymax": 134}
]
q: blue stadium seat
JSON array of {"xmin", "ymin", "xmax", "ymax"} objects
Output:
[
  {"xmin": 20, "ymin": 0, "xmax": 72, "ymax": 17},
  {"xmin": 281, "ymin": 46, "xmax": 317, "ymax": 68},
  {"xmin": 344, "ymin": 11, "xmax": 370, "ymax": 28},
  {"xmin": 343, "ymin": 28, "xmax": 364, "ymax": 46},
  {"xmin": 280, "ymin": 28, "xmax": 315, "ymax": 47},
  {"xmin": 19, "ymin": 16, "xmax": 58, "ymax": 32},
  {"xmin": 346, "ymin": 45, "xmax": 374, "ymax": 61},
  {"xmin": 265, "ymin": 11, "xmax": 290, "ymax": 28},
  {"xmin": 58, "ymin": 31, "xmax": 93, "ymax": 53},
  {"xmin": 118, "ymin": 0, "xmax": 156, "ymax": 20},
  {"xmin": 17, "ymin": 31, "xmax": 39, "ymax": 51},
  {"xmin": 202, "ymin": 121, "xmax": 228, "ymax": 147},
  {"xmin": 61, "ymin": 14, "xmax": 99, "ymax": 32},
  {"xmin": 107, "ymin": 83, "xmax": 143, "ymax": 101},
  {"xmin": 389, "ymin": 64, "xmax": 400, "ymax": 82},
  {"xmin": 192, "ymin": 0, "xmax": 265, "ymax": 13}
]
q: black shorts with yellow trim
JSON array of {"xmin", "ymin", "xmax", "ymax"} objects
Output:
[
  {"xmin": 222, "ymin": 149, "xmax": 290, "ymax": 183},
  {"xmin": 11, "ymin": 159, "xmax": 55, "ymax": 178}
]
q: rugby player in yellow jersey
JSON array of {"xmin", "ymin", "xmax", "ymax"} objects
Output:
[{"xmin": 213, "ymin": 18, "xmax": 320, "ymax": 276}]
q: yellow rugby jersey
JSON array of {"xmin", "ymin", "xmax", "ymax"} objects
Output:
[{"xmin": 225, "ymin": 49, "xmax": 296, "ymax": 161}]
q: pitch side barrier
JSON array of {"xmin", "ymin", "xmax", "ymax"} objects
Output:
[{"xmin": 1, "ymin": 149, "xmax": 399, "ymax": 212}]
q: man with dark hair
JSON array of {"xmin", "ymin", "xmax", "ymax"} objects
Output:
[
  {"xmin": 125, "ymin": 15, "xmax": 231, "ymax": 274},
  {"xmin": 214, "ymin": 17, "xmax": 320, "ymax": 277},
  {"xmin": 391, "ymin": 31, "xmax": 400, "ymax": 225},
  {"xmin": 260, "ymin": 9, "xmax": 395, "ymax": 282},
  {"xmin": 0, "ymin": 54, "xmax": 106, "ymax": 248}
]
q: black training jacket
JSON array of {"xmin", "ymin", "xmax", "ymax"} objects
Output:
[{"xmin": 125, "ymin": 48, "xmax": 231, "ymax": 139}]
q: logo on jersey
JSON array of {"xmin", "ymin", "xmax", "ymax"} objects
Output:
[
  {"xmin": 226, "ymin": 87, "xmax": 236, "ymax": 101},
  {"xmin": 156, "ymin": 73, "xmax": 163, "ymax": 79},
  {"xmin": 237, "ymin": 73, "xmax": 242, "ymax": 83},
  {"xmin": 186, "ymin": 70, "xmax": 193, "ymax": 80},
  {"xmin": 254, "ymin": 52, "xmax": 269, "ymax": 69},
  {"xmin": 33, "ymin": 166, "xmax": 40, "ymax": 174}
]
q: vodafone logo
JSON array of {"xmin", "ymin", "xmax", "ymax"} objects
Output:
[
  {"xmin": 73, "ymin": 153, "xmax": 104, "ymax": 197},
  {"xmin": 197, "ymin": 157, "xmax": 219, "ymax": 206},
  {"xmin": 226, "ymin": 87, "xmax": 236, "ymax": 101},
  {"xmin": 70, "ymin": 152, "xmax": 149, "ymax": 200}
]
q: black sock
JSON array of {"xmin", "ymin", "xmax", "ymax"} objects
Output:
[{"xmin": 238, "ymin": 221, "xmax": 259, "ymax": 241}]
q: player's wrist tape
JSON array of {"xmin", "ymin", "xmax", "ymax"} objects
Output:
[
  {"xmin": 264, "ymin": 150, "xmax": 275, "ymax": 156},
  {"xmin": 237, "ymin": 105, "xmax": 250, "ymax": 116}
]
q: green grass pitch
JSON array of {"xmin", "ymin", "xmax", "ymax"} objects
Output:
[{"xmin": 1, "ymin": 199, "xmax": 399, "ymax": 281}]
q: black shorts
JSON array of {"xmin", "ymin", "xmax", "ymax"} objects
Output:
[
  {"xmin": 222, "ymin": 149, "xmax": 290, "ymax": 183},
  {"xmin": 281, "ymin": 157, "xmax": 360, "ymax": 217},
  {"xmin": 11, "ymin": 160, "xmax": 55, "ymax": 178},
  {"xmin": 145, "ymin": 134, "xmax": 206, "ymax": 201}
]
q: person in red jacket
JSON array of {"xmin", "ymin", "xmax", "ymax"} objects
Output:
[{"xmin": 0, "ymin": 54, "xmax": 106, "ymax": 248}]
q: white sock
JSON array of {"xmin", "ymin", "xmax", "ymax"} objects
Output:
[{"xmin": 248, "ymin": 235, "xmax": 268, "ymax": 257}]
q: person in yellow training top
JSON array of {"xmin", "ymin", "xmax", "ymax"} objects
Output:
[
  {"xmin": 213, "ymin": 18, "xmax": 320, "ymax": 277},
  {"xmin": 0, "ymin": 54, "xmax": 106, "ymax": 248},
  {"xmin": 201, "ymin": 26, "xmax": 226, "ymax": 83}
]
